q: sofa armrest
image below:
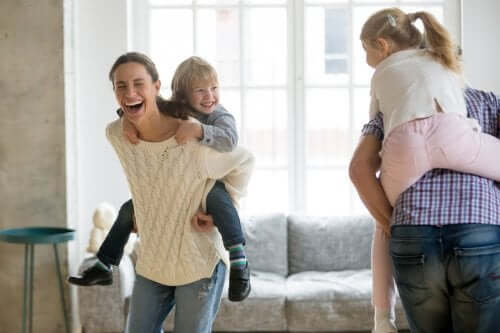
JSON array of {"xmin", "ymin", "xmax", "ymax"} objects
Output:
[{"xmin": 78, "ymin": 255, "xmax": 135, "ymax": 333}]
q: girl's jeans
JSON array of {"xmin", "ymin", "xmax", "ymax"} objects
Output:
[
  {"xmin": 97, "ymin": 181, "xmax": 244, "ymax": 266},
  {"xmin": 380, "ymin": 113, "xmax": 500, "ymax": 206},
  {"xmin": 390, "ymin": 224, "xmax": 500, "ymax": 333},
  {"xmin": 125, "ymin": 260, "xmax": 226, "ymax": 333}
]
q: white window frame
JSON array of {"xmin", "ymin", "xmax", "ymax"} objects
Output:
[{"xmin": 129, "ymin": 0, "xmax": 462, "ymax": 215}]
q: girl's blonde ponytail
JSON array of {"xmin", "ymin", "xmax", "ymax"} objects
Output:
[
  {"xmin": 361, "ymin": 8, "xmax": 461, "ymax": 73},
  {"xmin": 411, "ymin": 11, "xmax": 461, "ymax": 73}
]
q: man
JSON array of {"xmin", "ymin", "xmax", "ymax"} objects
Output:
[{"xmin": 350, "ymin": 87, "xmax": 500, "ymax": 332}]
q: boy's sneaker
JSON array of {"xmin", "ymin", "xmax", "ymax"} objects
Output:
[
  {"xmin": 228, "ymin": 262, "xmax": 251, "ymax": 302},
  {"xmin": 67, "ymin": 261, "xmax": 113, "ymax": 286}
]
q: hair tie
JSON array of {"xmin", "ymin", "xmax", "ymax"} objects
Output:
[{"xmin": 386, "ymin": 14, "xmax": 396, "ymax": 27}]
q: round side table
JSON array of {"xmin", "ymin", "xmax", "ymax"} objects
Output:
[{"xmin": 0, "ymin": 227, "xmax": 75, "ymax": 333}]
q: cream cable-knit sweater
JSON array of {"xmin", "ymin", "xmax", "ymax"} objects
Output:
[{"xmin": 106, "ymin": 120, "xmax": 254, "ymax": 286}]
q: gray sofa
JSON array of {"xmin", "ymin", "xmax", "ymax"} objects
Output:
[{"xmin": 78, "ymin": 214, "xmax": 409, "ymax": 332}]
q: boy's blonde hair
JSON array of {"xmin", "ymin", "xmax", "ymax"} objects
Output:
[
  {"xmin": 360, "ymin": 7, "xmax": 461, "ymax": 73},
  {"xmin": 170, "ymin": 56, "xmax": 219, "ymax": 102}
]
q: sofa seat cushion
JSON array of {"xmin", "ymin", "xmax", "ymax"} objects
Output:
[
  {"xmin": 286, "ymin": 270, "xmax": 409, "ymax": 332},
  {"xmin": 287, "ymin": 269, "xmax": 372, "ymax": 302},
  {"xmin": 163, "ymin": 271, "xmax": 288, "ymax": 332},
  {"xmin": 286, "ymin": 270, "xmax": 373, "ymax": 331},
  {"xmin": 214, "ymin": 271, "xmax": 287, "ymax": 331}
]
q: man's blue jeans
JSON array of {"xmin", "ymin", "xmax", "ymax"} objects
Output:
[
  {"xmin": 97, "ymin": 181, "xmax": 244, "ymax": 266},
  {"xmin": 390, "ymin": 224, "xmax": 500, "ymax": 333},
  {"xmin": 125, "ymin": 260, "xmax": 226, "ymax": 333}
]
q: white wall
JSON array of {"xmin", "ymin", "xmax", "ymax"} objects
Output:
[
  {"xmin": 74, "ymin": 0, "xmax": 129, "ymax": 261},
  {"xmin": 66, "ymin": 1, "xmax": 131, "ymax": 329},
  {"xmin": 462, "ymin": 0, "xmax": 500, "ymax": 92}
]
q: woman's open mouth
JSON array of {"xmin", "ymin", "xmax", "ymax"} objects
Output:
[{"xmin": 124, "ymin": 101, "xmax": 144, "ymax": 114}]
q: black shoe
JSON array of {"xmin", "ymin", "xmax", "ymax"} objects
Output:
[
  {"xmin": 228, "ymin": 263, "xmax": 251, "ymax": 302},
  {"xmin": 67, "ymin": 263, "xmax": 113, "ymax": 286}
]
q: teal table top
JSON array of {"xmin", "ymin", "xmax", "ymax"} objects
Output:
[{"xmin": 0, "ymin": 227, "xmax": 75, "ymax": 244}]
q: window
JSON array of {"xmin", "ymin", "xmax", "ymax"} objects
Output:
[
  {"xmin": 324, "ymin": 8, "xmax": 348, "ymax": 75},
  {"xmin": 130, "ymin": 0, "xmax": 461, "ymax": 215}
]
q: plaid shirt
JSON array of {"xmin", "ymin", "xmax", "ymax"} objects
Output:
[{"xmin": 362, "ymin": 87, "xmax": 500, "ymax": 225}]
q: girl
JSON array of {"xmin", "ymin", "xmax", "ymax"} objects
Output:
[{"xmin": 358, "ymin": 7, "xmax": 500, "ymax": 333}]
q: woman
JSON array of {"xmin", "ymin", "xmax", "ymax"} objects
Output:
[{"xmin": 106, "ymin": 52, "xmax": 254, "ymax": 332}]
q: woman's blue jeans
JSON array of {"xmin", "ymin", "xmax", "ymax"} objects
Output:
[
  {"xmin": 390, "ymin": 224, "xmax": 500, "ymax": 333},
  {"xmin": 125, "ymin": 260, "xmax": 226, "ymax": 333},
  {"xmin": 97, "ymin": 181, "xmax": 244, "ymax": 266}
]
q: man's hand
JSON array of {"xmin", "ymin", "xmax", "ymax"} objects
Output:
[
  {"xmin": 175, "ymin": 117, "xmax": 203, "ymax": 145},
  {"xmin": 191, "ymin": 211, "xmax": 215, "ymax": 232},
  {"xmin": 349, "ymin": 135, "xmax": 393, "ymax": 226},
  {"xmin": 121, "ymin": 117, "xmax": 140, "ymax": 144}
]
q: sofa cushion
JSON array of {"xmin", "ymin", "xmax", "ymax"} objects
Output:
[
  {"xmin": 242, "ymin": 213, "xmax": 288, "ymax": 276},
  {"xmin": 214, "ymin": 271, "xmax": 287, "ymax": 331},
  {"xmin": 288, "ymin": 215, "xmax": 373, "ymax": 274},
  {"xmin": 286, "ymin": 270, "xmax": 408, "ymax": 332},
  {"xmin": 286, "ymin": 270, "xmax": 373, "ymax": 331},
  {"xmin": 163, "ymin": 271, "xmax": 288, "ymax": 332}
]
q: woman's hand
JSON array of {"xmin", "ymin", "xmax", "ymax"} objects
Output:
[
  {"xmin": 191, "ymin": 211, "xmax": 215, "ymax": 232},
  {"xmin": 175, "ymin": 117, "xmax": 203, "ymax": 145},
  {"xmin": 121, "ymin": 117, "xmax": 140, "ymax": 144}
]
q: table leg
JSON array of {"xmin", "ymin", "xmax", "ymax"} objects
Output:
[
  {"xmin": 53, "ymin": 244, "xmax": 70, "ymax": 333},
  {"xmin": 29, "ymin": 244, "xmax": 34, "ymax": 333},
  {"xmin": 23, "ymin": 244, "xmax": 28, "ymax": 333}
]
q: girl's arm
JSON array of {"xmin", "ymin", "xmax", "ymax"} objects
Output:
[{"xmin": 349, "ymin": 134, "xmax": 393, "ymax": 234}]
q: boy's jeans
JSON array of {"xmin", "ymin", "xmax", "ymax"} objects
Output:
[
  {"xmin": 390, "ymin": 224, "xmax": 500, "ymax": 333},
  {"xmin": 206, "ymin": 181, "xmax": 245, "ymax": 248},
  {"xmin": 125, "ymin": 260, "xmax": 226, "ymax": 333},
  {"xmin": 97, "ymin": 181, "xmax": 244, "ymax": 266},
  {"xmin": 96, "ymin": 199, "xmax": 134, "ymax": 266}
]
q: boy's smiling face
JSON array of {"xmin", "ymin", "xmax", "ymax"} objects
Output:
[{"xmin": 186, "ymin": 79, "xmax": 219, "ymax": 114}]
